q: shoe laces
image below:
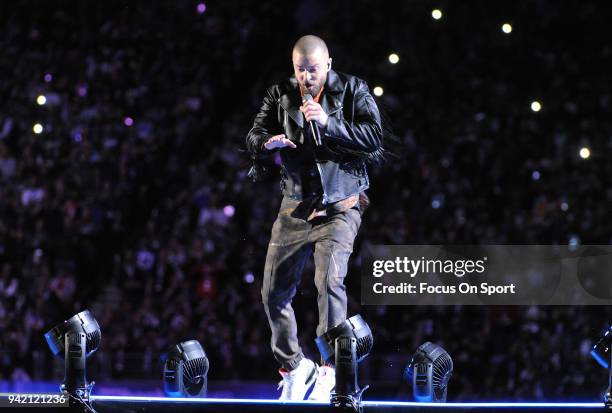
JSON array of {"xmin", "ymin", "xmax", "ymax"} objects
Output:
[
  {"xmin": 277, "ymin": 368, "xmax": 290, "ymax": 390},
  {"xmin": 314, "ymin": 367, "xmax": 334, "ymax": 386}
]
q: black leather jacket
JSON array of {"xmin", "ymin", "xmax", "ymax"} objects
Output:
[{"xmin": 246, "ymin": 70, "xmax": 382, "ymax": 204}]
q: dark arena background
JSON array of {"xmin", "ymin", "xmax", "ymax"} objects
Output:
[{"xmin": 1, "ymin": 0, "xmax": 611, "ymax": 412}]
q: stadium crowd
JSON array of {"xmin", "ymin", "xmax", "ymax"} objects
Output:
[{"xmin": 1, "ymin": 0, "xmax": 611, "ymax": 401}]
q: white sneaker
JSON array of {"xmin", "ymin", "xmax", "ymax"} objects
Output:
[
  {"xmin": 307, "ymin": 365, "xmax": 335, "ymax": 401},
  {"xmin": 277, "ymin": 358, "xmax": 318, "ymax": 401}
]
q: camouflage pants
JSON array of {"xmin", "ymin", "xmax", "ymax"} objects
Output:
[{"xmin": 261, "ymin": 196, "xmax": 361, "ymax": 370}]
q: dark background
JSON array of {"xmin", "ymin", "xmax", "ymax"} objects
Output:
[{"xmin": 0, "ymin": 0, "xmax": 611, "ymax": 401}]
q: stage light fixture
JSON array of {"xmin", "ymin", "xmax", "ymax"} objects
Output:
[
  {"xmin": 502, "ymin": 23, "xmax": 512, "ymax": 34},
  {"xmin": 591, "ymin": 326, "xmax": 612, "ymax": 408},
  {"xmin": 373, "ymin": 86, "xmax": 384, "ymax": 97},
  {"xmin": 37, "ymin": 95, "xmax": 47, "ymax": 105},
  {"xmin": 44, "ymin": 310, "xmax": 101, "ymax": 410},
  {"xmin": 432, "ymin": 9, "xmax": 442, "ymax": 20},
  {"xmin": 531, "ymin": 101, "xmax": 542, "ymax": 112},
  {"xmin": 403, "ymin": 342, "xmax": 453, "ymax": 402},
  {"xmin": 315, "ymin": 315, "xmax": 373, "ymax": 412},
  {"xmin": 162, "ymin": 340, "xmax": 209, "ymax": 398},
  {"xmin": 388, "ymin": 53, "xmax": 399, "ymax": 64},
  {"xmin": 33, "ymin": 123, "xmax": 43, "ymax": 134}
]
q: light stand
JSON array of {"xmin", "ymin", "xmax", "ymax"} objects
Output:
[
  {"xmin": 403, "ymin": 342, "xmax": 453, "ymax": 403},
  {"xmin": 162, "ymin": 340, "xmax": 209, "ymax": 398},
  {"xmin": 44, "ymin": 310, "xmax": 101, "ymax": 412},
  {"xmin": 315, "ymin": 315, "xmax": 373, "ymax": 412}
]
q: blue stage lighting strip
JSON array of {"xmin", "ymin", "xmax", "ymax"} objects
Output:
[
  {"xmin": 364, "ymin": 401, "xmax": 601, "ymax": 408},
  {"xmin": 91, "ymin": 396, "xmax": 602, "ymax": 408}
]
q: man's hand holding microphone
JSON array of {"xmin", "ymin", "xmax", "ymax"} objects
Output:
[
  {"xmin": 263, "ymin": 96, "xmax": 327, "ymax": 150},
  {"xmin": 300, "ymin": 97, "xmax": 328, "ymax": 129}
]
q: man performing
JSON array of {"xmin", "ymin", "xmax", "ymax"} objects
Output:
[{"xmin": 246, "ymin": 35, "xmax": 383, "ymax": 401}]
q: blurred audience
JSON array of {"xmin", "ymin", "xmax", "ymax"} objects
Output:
[{"xmin": 0, "ymin": 0, "xmax": 611, "ymax": 401}]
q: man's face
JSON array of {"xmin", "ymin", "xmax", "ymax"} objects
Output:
[{"xmin": 292, "ymin": 49, "xmax": 331, "ymax": 96}]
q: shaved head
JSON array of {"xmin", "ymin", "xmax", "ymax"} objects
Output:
[
  {"xmin": 292, "ymin": 35, "xmax": 332, "ymax": 96},
  {"xmin": 292, "ymin": 35, "xmax": 329, "ymax": 58}
]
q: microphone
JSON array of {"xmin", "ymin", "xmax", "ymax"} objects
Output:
[{"xmin": 302, "ymin": 93, "xmax": 322, "ymax": 146}]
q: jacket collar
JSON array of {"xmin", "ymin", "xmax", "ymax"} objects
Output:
[
  {"xmin": 279, "ymin": 70, "xmax": 344, "ymax": 128},
  {"xmin": 320, "ymin": 70, "xmax": 344, "ymax": 117}
]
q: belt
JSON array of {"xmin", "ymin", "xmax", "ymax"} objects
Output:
[{"xmin": 306, "ymin": 193, "xmax": 361, "ymax": 221}]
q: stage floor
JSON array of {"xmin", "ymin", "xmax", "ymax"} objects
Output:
[
  {"xmin": 91, "ymin": 397, "xmax": 604, "ymax": 412},
  {"xmin": 1, "ymin": 395, "xmax": 604, "ymax": 412}
]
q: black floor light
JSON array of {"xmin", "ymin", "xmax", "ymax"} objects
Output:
[
  {"xmin": 591, "ymin": 326, "xmax": 612, "ymax": 408},
  {"xmin": 162, "ymin": 340, "xmax": 209, "ymax": 398},
  {"xmin": 315, "ymin": 315, "xmax": 373, "ymax": 412},
  {"xmin": 403, "ymin": 342, "xmax": 453, "ymax": 403},
  {"xmin": 44, "ymin": 310, "xmax": 101, "ymax": 411}
]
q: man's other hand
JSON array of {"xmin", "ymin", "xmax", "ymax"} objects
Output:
[{"xmin": 264, "ymin": 134, "xmax": 297, "ymax": 150}]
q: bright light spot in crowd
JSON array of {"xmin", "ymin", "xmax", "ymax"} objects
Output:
[
  {"xmin": 569, "ymin": 234, "xmax": 580, "ymax": 249},
  {"xmin": 531, "ymin": 170, "xmax": 540, "ymax": 181},
  {"xmin": 123, "ymin": 117, "xmax": 134, "ymax": 127},
  {"xmin": 531, "ymin": 101, "xmax": 542, "ymax": 112},
  {"xmin": 73, "ymin": 132, "xmax": 83, "ymax": 143},
  {"xmin": 502, "ymin": 23, "xmax": 512, "ymax": 34},
  {"xmin": 579, "ymin": 147, "xmax": 591, "ymax": 159},
  {"xmin": 44, "ymin": 73, "xmax": 53, "ymax": 83},
  {"xmin": 560, "ymin": 202, "xmax": 569, "ymax": 211},
  {"xmin": 36, "ymin": 95, "xmax": 47, "ymax": 105},
  {"xmin": 244, "ymin": 272, "xmax": 255, "ymax": 284},
  {"xmin": 432, "ymin": 9, "xmax": 442, "ymax": 20},
  {"xmin": 33, "ymin": 123, "xmax": 43, "ymax": 134},
  {"xmin": 196, "ymin": 2, "xmax": 206, "ymax": 13},
  {"xmin": 431, "ymin": 193, "xmax": 444, "ymax": 209},
  {"xmin": 373, "ymin": 86, "xmax": 384, "ymax": 97},
  {"xmin": 388, "ymin": 53, "xmax": 399, "ymax": 64},
  {"xmin": 78, "ymin": 86, "xmax": 87, "ymax": 97},
  {"xmin": 223, "ymin": 205, "xmax": 235, "ymax": 217}
]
